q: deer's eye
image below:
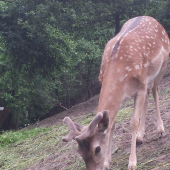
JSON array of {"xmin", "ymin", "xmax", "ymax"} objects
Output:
[{"xmin": 95, "ymin": 146, "xmax": 101, "ymax": 155}]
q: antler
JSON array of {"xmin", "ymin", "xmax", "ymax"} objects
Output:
[
  {"xmin": 62, "ymin": 111, "xmax": 109, "ymax": 143},
  {"xmin": 75, "ymin": 112, "xmax": 103, "ymax": 142},
  {"xmin": 62, "ymin": 117, "xmax": 81, "ymax": 142}
]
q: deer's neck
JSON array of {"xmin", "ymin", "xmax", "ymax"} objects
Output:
[{"xmin": 97, "ymin": 74, "xmax": 124, "ymax": 124}]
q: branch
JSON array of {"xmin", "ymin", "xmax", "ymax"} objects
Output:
[{"xmin": 60, "ymin": 103, "xmax": 68, "ymax": 110}]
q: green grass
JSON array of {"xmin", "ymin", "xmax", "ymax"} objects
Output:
[
  {"xmin": 0, "ymin": 126, "xmax": 58, "ymax": 170},
  {"xmin": 0, "ymin": 128, "xmax": 51, "ymax": 147},
  {"xmin": 117, "ymin": 105, "xmax": 133, "ymax": 123}
]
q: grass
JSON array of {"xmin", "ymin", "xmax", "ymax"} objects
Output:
[
  {"xmin": 0, "ymin": 125, "xmax": 61, "ymax": 170},
  {"xmin": 0, "ymin": 128, "xmax": 51, "ymax": 147}
]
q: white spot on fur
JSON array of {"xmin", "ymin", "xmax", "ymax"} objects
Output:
[
  {"xmin": 135, "ymin": 65, "xmax": 139, "ymax": 69},
  {"xmin": 119, "ymin": 74, "xmax": 128, "ymax": 82},
  {"xmin": 120, "ymin": 39, "xmax": 124, "ymax": 45},
  {"xmin": 144, "ymin": 62, "xmax": 148, "ymax": 67},
  {"xmin": 107, "ymin": 47, "xmax": 110, "ymax": 51},
  {"xmin": 119, "ymin": 77, "xmax": 124, "ymax": 82}
]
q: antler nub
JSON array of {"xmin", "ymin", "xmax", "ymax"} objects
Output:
[{"xmin": 62, "ymin": 117, "xmax": 81, "ymax": 142}]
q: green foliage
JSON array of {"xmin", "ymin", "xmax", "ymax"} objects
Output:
[
  {"xmin": 0, "ymin": 127, "xmax": 51, "ymax": 147},
  {"xmin": 0, "ymin": 0, "xmax": 64, "ymax": 74}
]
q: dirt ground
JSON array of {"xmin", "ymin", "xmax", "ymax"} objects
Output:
[{"xmin": 26, "ymin": 61, "xmax": 170, "ymax": 170}]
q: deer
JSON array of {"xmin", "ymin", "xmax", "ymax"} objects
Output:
[{"xmin": 62, "ymin": 16, "xmax": 170, "ymax": 170}]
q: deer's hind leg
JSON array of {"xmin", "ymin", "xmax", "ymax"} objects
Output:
[
  {"xmin": 152, "ymin": 61, "xmax": 167, "ymax": 135},
  {"xmin": 136, "ymin": 87, "xmax": 150, "ymax": 143},
  {"xmin": 152, "ymin": 78, "xmax": 164, "ymax": 134}
]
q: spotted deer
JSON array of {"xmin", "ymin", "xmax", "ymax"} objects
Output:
[{"xmin": 62, "ymin": 16, "xmax": 170, "ymax": 170}]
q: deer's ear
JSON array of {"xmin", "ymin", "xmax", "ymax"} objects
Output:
[{"xmin": 98, "ymin": 110, "xmax": 109, "ymax": 132}]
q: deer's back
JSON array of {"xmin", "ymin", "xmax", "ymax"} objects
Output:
[{"xmin": 99, "ymin": 16, "xmax": 170, "ymax": 84}]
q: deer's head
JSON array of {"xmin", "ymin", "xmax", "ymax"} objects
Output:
[{"xmin": 62, "ymin": 111, "xmax": 110, "ymax": 170}]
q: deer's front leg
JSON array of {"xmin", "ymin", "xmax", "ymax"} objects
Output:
[
  {"xmin": 128, "ymin": 89, "xmax": 146, "ymax": 169},
  {"xmin": 103, "ymin": 122, "xmax": 115, "ymax": 170}
]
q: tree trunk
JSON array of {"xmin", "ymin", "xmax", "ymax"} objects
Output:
[
  {"xmin": 15, "ymin": 118, "xmax": 19, "ymax": 130},
  {"xmin": 115, "ymin": 12, "xmax": 120, "ymax": 35}
]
